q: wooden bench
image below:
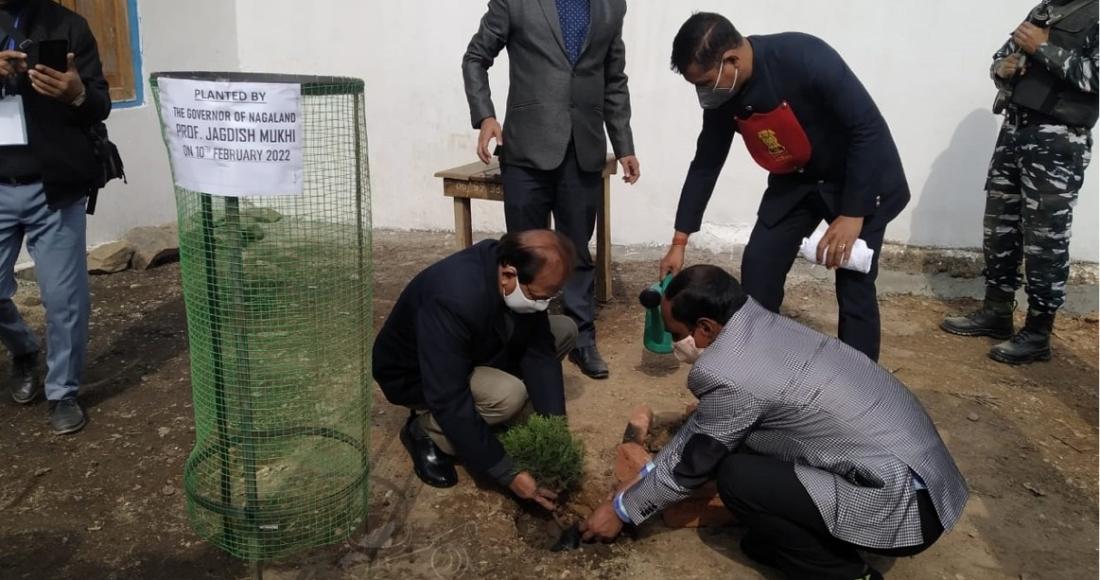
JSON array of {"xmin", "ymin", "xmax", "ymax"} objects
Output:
[{"xmin": 434, "ymin": 156, "xmax": 618, "ymax": 303}]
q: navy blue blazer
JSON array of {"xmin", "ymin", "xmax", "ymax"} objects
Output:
[
  {"xmin": 675, "ymin": 32, "xmax": 910, "ymax": 233},
  {"xmin": 372, "ymin": 240, "xmax": 565, "ymax": 480}
]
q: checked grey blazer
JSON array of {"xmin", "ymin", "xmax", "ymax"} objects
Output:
[
  {"xmin": 619, "ymin": 299, "xmax": 969, "ymax": 550},
  {"xmin": 462, "ymin": 0, "xmax": 635, "ymax": 173}
]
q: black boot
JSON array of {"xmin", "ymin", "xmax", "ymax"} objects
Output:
[
  {"xmin": 940, "ymin": 298, "xmax": 1014, "ymax": 339},
  {"xmin": 49, "ymin": 398, "xmax": 87, "ymax": 435},
  {"xmin": 989, "ymin": 311, "xmax": 1054, "ymax": 365},
  {"xmin": 569, "ymin": 346, "xmax": 609, "ymax": 379},
  {"xmin": 9, "ymin": 352, "xmax": 40, "ymax": 405},
  {"xmin": 400, "ymin": 413, "xmax": 458, "ymax": 488}
]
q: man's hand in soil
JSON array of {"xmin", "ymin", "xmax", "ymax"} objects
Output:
[
  {"xmin": 509, "ymin": 471, "xmax": 558, "ymax": 511},
  {"xmin": 580, "ymin": 501, "xmax": 624, "ymax": 543}
]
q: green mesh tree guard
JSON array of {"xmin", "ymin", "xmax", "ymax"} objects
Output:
[{"xmin": 150, "ymin": 72, "xmax": 371, "ymax": 561}]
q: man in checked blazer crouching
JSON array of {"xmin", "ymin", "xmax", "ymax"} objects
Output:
[{"xmin": 581, "ymin": 265, "xmax": 969, "ymax": 580}]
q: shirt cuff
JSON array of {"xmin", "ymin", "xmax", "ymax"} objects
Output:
[
  {"xmin": 612, "ymin": 491, "xmax": 631, "ymax": 523},
  {"xmin": 617, "ymin": 473, "xmax": 664, "ymax": 525}
]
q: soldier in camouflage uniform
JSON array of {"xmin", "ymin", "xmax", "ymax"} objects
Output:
[{"xmin": 942, "ymin": 0, "xmax": 1097, "ymax": 364}]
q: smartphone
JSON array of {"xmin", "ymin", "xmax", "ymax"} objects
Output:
[{"xmin": 37, "ymin": 39, "xmax": 69, "ymax": 72}]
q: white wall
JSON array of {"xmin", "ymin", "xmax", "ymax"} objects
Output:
[
  {"xmin": 175, "ymin": 1, "xmax": 1097, "ymax": 262},
  {"xmin": 86, "ymin": 0, "xmax": 239, "ymax": 248}
]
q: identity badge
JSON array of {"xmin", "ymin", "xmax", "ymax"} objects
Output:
[{"xmin": 0, "ymin": 95, "xmax": 29, "ymax": 146}]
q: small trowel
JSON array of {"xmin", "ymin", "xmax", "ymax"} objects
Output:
[{"xmin": 550, "ymin": 522, "xmax": 582, "ymax": 552}]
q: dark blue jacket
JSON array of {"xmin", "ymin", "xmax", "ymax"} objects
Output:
[
  {"xmin": 0, "ymin": 0, "xmax": 111, "ymax": 209},
  {"xmin": 372, "ymin": 240, "xmax": 565, "ymax": 481},
  {"xmin": 675, "ymin": 32, "xmax": 910, "ymax": 233}
]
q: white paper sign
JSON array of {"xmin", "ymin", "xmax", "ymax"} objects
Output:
[
  {"xmin": 0, "ymin": 95, "xmax": 29, "ymax": 147},
  {"xmin": 156, "ymin": 78, "xmax": 303, "ymax": 197}
]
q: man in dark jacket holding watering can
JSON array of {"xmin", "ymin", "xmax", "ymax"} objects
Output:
[{"xmin": 658, "ymin": 13, "xmax": 910, "ymax": 362}]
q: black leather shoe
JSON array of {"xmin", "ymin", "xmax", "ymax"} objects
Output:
[
  {"xmin": 941, "ymin": 302, "xmax": 1014, "ymax": 339},
  {"xmin": 400, "ymin": 414, "xmax": 457, "ymax": 488},
  {"xmin": 49, "ymin": 398, "xmax": 87, "ymax": 435},
  {"xmin": 568, "ymin": 346, "xmax": 609, "ymax": 379},
  {"xmin": 10, "ymin": 352, "xmax": 40, "ymax": 405},
  {"xmin": 989, "ymin": 312, "xmax": 1054, "ymax": 365}
]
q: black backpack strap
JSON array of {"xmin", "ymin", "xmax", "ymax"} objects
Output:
[{"xmin": 1048, "ymin": 0, "xmax": 1098, "ymax": 27}]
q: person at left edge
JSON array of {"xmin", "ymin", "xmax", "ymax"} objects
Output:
[
  {"xmin": 0, "ymin": 0, "xmax": 110, "ymax": 435},
  {"xmin": 463, "ymin": 0, "xmax": 640, "ymax": 380},
  {"xmin": 658, "ymin": 13, "xmax": 910, "ymax": 362},
  {"xmin": 372, "ymin": 230, "xmax": 579, "ymax": 510}
]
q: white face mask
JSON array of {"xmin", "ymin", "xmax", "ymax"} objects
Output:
[
  {"xmin": 503, "ymin": 282, "xmax": 551, "ymax": 314},
  {"xmin": 697, "ymin": 61, "xmax": 739, "ymax": 110},
  {"xmin": 673, "ymin": 334, "xmax": 704, "ymax": 364}
]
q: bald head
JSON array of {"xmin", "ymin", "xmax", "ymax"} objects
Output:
[{"xmin": 497, "ymin": 230, "xmax": 575, "ymax": 298}]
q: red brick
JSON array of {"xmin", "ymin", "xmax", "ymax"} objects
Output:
[
  {"xmin": 613, "ymin": 405, "xmax": 734, "ymax": 529},
  {"xmin": 622, "ymin": 404, "xmax": 654, "ymax": 445},
  {"xmin": 661, "ymin": 492, "xmax": 735, "ymax": 528},
  {"xmin": 614, "ymin": 442, "xmax": 652, "ymax": 486}
]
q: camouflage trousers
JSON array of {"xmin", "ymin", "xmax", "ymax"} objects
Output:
[{"xmin": 983, "ymin": 120, "xmax": 1093, "ymax": 314}]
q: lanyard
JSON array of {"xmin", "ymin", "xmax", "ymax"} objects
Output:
[
  {"xmin": 2, "ymin": 14, "xmax": 21, "ymax": 97},
  {"xmin": 4, "ymin": 14, "xmax": 22, "ymax": 51}
]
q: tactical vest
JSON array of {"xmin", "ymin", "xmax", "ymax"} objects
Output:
[{"xmin": 1013, "ymin": 0, "xmax": 1099, "ymax": 128}]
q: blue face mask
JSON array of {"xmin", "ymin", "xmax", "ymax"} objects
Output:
[{"xmin": 696, "ymin": 61, "xmax": 739, "ymax": 110}]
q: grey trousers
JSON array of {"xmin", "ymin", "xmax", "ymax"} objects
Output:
[
  {"xmin": 0, "ymin": 183, "xmax": 89, "ymax": 401},
  {"xmin": 501, "ymin": 142, "xmax": 602, "ymax": 348},
  {"xmin": 418, "ymin": 315, "xmax": 578, "ymax": 454}
]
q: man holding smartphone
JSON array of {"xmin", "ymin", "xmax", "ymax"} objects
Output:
[
  {"xmin": 0, "ymin": 0, "xmax": 110, "ymax": 434},
  {"xmin": 463, "ymin": 0, "xmax": 640, "ymax": 380}
]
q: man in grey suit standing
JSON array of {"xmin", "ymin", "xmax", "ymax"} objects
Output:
[
  {"xmin": 463, "ymin": 0, "xmax": 640, "ymax": 379},
  {"xmin": 581, "ymin": 266, "xmax": 969, "ymax": 580}
]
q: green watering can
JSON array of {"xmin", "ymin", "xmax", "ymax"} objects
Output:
[{"xmin": 639, "ymin": 274, "xmax": 674, "ymax": 354}]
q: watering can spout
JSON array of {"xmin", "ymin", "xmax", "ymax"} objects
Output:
[{"xmin": 640, "ymin": 274, "xmax": 674, "ymax": 354}]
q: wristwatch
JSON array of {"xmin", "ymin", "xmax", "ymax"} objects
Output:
[{"xmin": 70, "ymin": 89, "xmax": 86, "ymax": 107}]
